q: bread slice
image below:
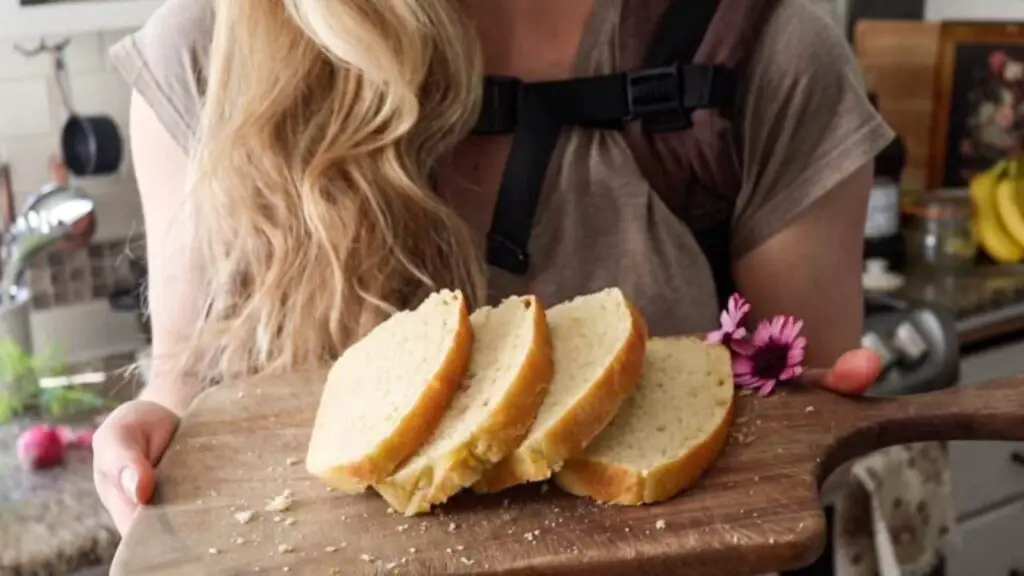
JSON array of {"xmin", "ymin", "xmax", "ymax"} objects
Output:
[
  {"xmin": 374, "ymin": 295, "xmax": 554, "ymax": 515},
  {"xmin": 305, "ymin": 289, "xmax": 472, "ymax": 493},
  {"xmin": 553, "ymin": 337, "xmax": 734, "ymax": 505},
  {"xmin": 472, "ymin": 287, "xmax": 647, "ymax": 493}
]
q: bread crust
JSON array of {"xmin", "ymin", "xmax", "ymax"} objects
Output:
[
  {"xmin": 374, "ymin": 297, "xmax": 555, "ymax": 515},
  {"xmin": 472, "ymin": 300, "xmax": 648, "ymax": 494},
  {"xmin": 553, "ymin": 397, "xmax": 734, "ymax": 505},
  {"xmin": 306, "ymin": 296, "xmax": 473, "ymax": 493}
]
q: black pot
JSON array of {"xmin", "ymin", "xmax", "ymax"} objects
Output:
[{"xmin": 61, "ymin": 115, "xmax": 123, "ymax": 177}]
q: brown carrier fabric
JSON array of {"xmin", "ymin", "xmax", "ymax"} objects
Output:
[{"xmin": 620, "ymin": 0, "xmax": 782, "ymax": 239}]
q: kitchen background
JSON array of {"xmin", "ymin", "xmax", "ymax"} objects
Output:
[
  {"xmin": 2, "ymin": 0, "xmax": 1024, "ymax": 575},
  {"xmin": 0, "ymin": 0, "xmax": 152, "ymax": 364}
]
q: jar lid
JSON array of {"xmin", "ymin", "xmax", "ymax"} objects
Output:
[{"xmin": 903, "ymin": 189, "xmax": 973, "ymax": 221}]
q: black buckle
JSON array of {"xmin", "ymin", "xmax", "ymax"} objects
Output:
[
  {"xmin": 472, "ymin": 76, "xmax": 521, "ymax": 135},
  {"xmin": 627, "ymin": 64, "xmax": 690, "ymax": 132},
  {"xmin": 486, "ymin": 232, "xmax": 530, "ymax": 275}
]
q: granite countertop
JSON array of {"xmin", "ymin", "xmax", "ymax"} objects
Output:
[
  {"xmin": 0, "ymin": 352, "xmax": 142, "ymax": 576},
  {"xmin": 894, "ymin": 264, "xmax": 1024, "ymax": 345}
]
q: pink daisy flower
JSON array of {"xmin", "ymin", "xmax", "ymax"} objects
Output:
[
  {"xmin": 730, "ymin": 315, "xmax": 807, "ymax": 397},
  {"xmin": 706, "ymin": 293, "xmax": 751, "ymax": 347}
]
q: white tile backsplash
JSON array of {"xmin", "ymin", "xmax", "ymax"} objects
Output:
[{"xmin": 1, "ymin": 28, "xmax": 145, "ymax": 361}]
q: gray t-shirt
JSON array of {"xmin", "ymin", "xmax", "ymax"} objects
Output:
[{"xmin": 109, "ymin": 0, "xmax": 893, "ymax": 337}]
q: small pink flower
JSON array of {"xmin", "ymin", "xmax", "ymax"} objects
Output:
[
  {"xmin": 730, "ymin": 315, "xmax": 807, "ymax": 397},
  {"xmin": 706, "ymin": 293, "xmax": 750, "ymax": 347}
]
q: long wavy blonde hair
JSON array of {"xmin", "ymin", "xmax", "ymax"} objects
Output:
[{"xmin": 180, "ymin": 0, "xmax": 486, "ymax": 384}]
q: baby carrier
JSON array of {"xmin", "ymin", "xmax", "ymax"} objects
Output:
[{"xmin": 471, "ymin": 0, "xmax": 780, "ymax": 307}]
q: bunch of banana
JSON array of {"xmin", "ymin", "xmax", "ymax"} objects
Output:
[{"xmin": 969, "ymin": 159, "xmax": 1024, "ymax": 264}]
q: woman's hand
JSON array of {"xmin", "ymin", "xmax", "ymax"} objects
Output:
[
  {"xmin": 798, "ymin": 347, "xmax": 882, "ymax": 396},
  {"xmin": 92, "ymin": 400, "xmax": 179, "ymax": 535}
]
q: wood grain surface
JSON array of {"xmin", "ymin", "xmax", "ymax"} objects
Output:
[{"xmin": 111, "ymin": 370, "xmax": 1024, "ymax": 575}]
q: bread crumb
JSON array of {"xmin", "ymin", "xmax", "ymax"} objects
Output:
[
  {"xmin": 284, "ymin": 517, "xmax": 297, "ymax": 526},
  {"xmin": 285, "ymin": 457, "xmax": 302, "ymax": 466},
  {"xmin": 447, "ymin": 522, "xmax": 458, "ymax": 532},
  {"xmin": 396, "ymin": 524, "xmax": 410, "ymax": 532},
  {"xmin": 265, "ymin": 491, "xmax": 293, "ymax": 513},
  {"xmin": 325, "ymin": 546, "xmax": 337, "ymax": 553},
  {"xmin": 281, "ymin": 568, "xmax": 289, "ymax": 573},
  {"xmin": 208, "ymin": 548, "xmax": 220, "ymax": 555},
  {"xmin": 459, "ymin": 557, "xmax": 475, "ymax": 566},
  {"xmin": 408, "ymin": 547, "xmax": 417, "ymax": 553},
  {"xmin": 384, "ymin": 562, "xmax": 399, "ymax": 570},
  {"xmin": 655, "ymin": 519, "xmax": 666, "ymax": 530},
  {"xmin": 360, "ymin": 554, "xmax": 375, "ymax": 562},
  {"xmin": 277, "ymin": 544, "xmax": 294, "ymax": 554},
  {"xmin": 232, "ymin": 536, "xmax": 247, "ymax": 545},
  {"xmin": 274, "ymin": 516, "xmax": 283, "ymax": 523},
  {"xmin": 233, "ymin": 510, "xmax": 256, "ymax": 524},
  {"xmin": 805, "ymin": 405, "xmax": 815, "ymax": 412},
  {"xmin": 326, "ymin": 487, "xmax": 334, "ymax": 493},
  {"xmin": 455, "ymin": 545, "xmax": 464, "ymax": 551},
  {"xmin": 446, "ymin": 548, "xmax": 453, "ymax": 555}
]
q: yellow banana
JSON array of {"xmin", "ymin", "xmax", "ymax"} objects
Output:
[
  {"xmin": 994, "ymin": 159, "xmax": 1024, "ymax": 251},
  {"xmin": 972, "ymin": 161, "xmax": 1024, "ymax": 264}
]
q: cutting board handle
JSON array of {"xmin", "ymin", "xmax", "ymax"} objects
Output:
[{"xmin": 822, "ymin": 376, "xmax": 1024, "ymax": 473}]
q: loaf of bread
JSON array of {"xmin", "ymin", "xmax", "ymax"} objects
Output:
[
  {"xmin": 305, "ymin": 289, "xmax": 472, "ymax": 492},
  {"xmin": 553, "ymin": 337, "xmax": 734, "ymax": 505},
  {"xmin": 374, "ymin": 296, "xmax": 554, "ymax": 515},
  {"xmin": 472, "ymin": 287, "xmax": 648, "ymax": 493}
]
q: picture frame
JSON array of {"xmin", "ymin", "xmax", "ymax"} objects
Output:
[{"xmin": 930, "ymin": 22, "xmax": 1024, "ymax": 188}]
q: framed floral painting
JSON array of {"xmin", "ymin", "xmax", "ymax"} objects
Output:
[{"xmin": 930, "ymin": 23, "xmax": 1024, "ymax": 188}]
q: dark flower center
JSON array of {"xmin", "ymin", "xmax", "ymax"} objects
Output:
[{"xmin": 752, "ymin": 341, "xmax": 790, "ymax": 380}]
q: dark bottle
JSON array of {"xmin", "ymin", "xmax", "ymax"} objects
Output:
[{"xmin": 864, "ymin": 93, "xmax": 908, "ymax": 271}]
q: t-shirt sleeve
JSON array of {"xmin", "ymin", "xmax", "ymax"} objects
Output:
[
  {"xmin": 730, "ymin": 0, "xmax": 895, "ymax": 257},
  {"xmin": 107, "ymin": 0, "xmax": 213, "ymax": 153}
]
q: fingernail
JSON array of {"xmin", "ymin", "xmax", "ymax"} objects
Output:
[{"xmin": 120, "ymin": 467, "xmax": 139, "ymax": 504}]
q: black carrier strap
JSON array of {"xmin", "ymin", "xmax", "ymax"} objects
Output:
[
  {"xmin": 643, "ymin": 0, "xmax": 739, "ymax": 308},
  {"xmin": 479, "ymin": 0, "xmax": 730, "ymax": 276}
]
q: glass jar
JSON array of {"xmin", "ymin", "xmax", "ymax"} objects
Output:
[{"xmin": 903, "ymin": 189, "xmax": 977, "ymax": 270}]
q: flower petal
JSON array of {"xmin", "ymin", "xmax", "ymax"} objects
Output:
[
  {"xmin": 751, "ymin": 322, "xmax": 772, "ymax": 347},
  {"xmin": 787, "ymin": 343, "xmax": 806, "ymax": 367},
  {"xmin": 732, "ymin": 327, "xmax": 747, "ymax": 340},
  {"xmin": 757, "ymin": 380, "xmax": 777, "ymax": 397},
  {"xmin": 706, "ymin": 329, "xmax": 726, "ymax": 345},
  {"xmin": 732, "ymin": 356, "xmax": 755, "ymax": 376},
  {"xmin": 719, "ymin": 309, "xmax": 736, "ymax": 331},
  {"xmin": 735, "ymin": 374, "xmax": 760, "ymax": 387},
  {"xmin": 731, "ymin": 339, "xmax": 757, "ymax": 356}
]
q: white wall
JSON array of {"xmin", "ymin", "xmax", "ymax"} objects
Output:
[{"xmin": 924, "ymin": 0, "xmax": 1024, "ymax": 21}]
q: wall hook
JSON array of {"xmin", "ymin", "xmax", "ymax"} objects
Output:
[{"xmin": 13, "ymin": 37, "xmax": 70, "ymax": 58}]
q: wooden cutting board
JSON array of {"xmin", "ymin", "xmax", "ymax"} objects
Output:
[{"xmin": 111, "ymin": 370, "xmax": 1024, "ymax": 575}]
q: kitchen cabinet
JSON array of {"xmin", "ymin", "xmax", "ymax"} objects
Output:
[
  {"xmin": 946, "ymin": 500, "xmax": 1024, "ymax": 576},
  {"xmin": 946, "ymin": 338, "xmax": 1024, "ymax": 572},
  {"xmin": 0, "ymin": 0, "xmax": 162, "ymax": 38}
]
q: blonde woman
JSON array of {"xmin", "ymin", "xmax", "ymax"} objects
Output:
[{"xmin": 95, "ymin": 0, "xmax": 891, "ymax": 536}]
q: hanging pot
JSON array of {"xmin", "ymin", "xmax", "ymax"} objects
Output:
[
  {"xmin": 48, "ymin": 47, "xmax": 123, "ymax": 177},
  {"xmin": 61, "ymin": 114, "xmax": 123, "ymax": 177}
]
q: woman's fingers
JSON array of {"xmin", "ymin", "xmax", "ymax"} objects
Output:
[
  {"xmin": 92, "ymin": 419, "xmax": 158, "ymax": 534},
  {"xmin": 797, "ymin": 348, "xmax": 882, "ymax": 396}
]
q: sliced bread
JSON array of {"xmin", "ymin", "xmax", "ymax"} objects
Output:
[
  {"xmin": 553, "ymin": 337, "xmax": 734, "ymax": 505},
  {"xmin": 305, "ymin": 289, "xmax": 472, "ymax": 493},
  {"xmin": 472, "ymin": 287, "xmax": 647, "ymax": 493},
  {"xmin": 374, "ymin": 295, "xmax": 554, "ymax": 515}
]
